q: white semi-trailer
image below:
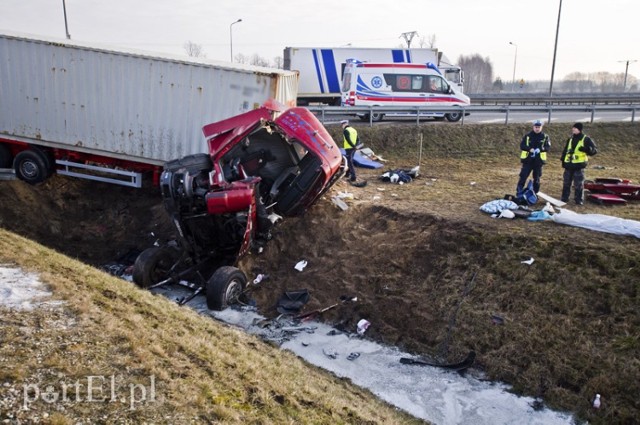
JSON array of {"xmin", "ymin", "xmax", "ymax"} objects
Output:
[{"xmin": 0, "ymin": 32, "xmax": 299, "ymax": 187}]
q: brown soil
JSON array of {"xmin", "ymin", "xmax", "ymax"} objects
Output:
[{"xmin": 1, "ymin": 122, "xmax": 639, "ymax": 424}]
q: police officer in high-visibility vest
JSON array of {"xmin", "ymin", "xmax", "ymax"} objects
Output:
[
  {"xmin": 560, "ymin": 122, "xmax": 598, "ymax": 205},
  {"xmin": 516, "ymin": 119, "xmax": 551, "ymax": 196},
  {"xmin": 341, "ymin": 119, "xmax": 359, "ymax": 183}
]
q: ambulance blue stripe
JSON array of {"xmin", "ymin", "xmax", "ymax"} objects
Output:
[
  {"xmin": 405, "ymin": 50, "xmax": 412, "ymax": 62},
  {"xmin": 312, "ymin": 50, "xmax": 325, "ymax": 93},
  {"xmin": 391, "ymin": 50, "xmax": 404, "ymax": 62},
  {"xmin": 321, "ymin": 49, "xmax": 340, "ymax": 93}
]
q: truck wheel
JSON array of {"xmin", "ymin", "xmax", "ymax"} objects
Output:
[
  {"xmin": 0, "ymin": 144, "xmax": 12, "ymax": 168},
  {"xmin": 13, "ymin": 149, "xmax": 49, "ymax": 184},
  {"xmin": 31, "ymin": 146, "xmax": 55, "ymax": 177},
  {"xmin": 445, "ymin": 112, "xmax": 463, "ymax": 122},
  {"xmin": 164, "ymin": 153, "xmax": 212, "ymax": 173},
  {"xmin": 132, "ymin": 246, "xmax": 179, "ymax": 288},
  {"xmin": 206, "ymin": 266, "xmax": 247, "ymax": 311}
]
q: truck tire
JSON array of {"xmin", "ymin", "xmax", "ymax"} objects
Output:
[
  {"xmin": 13, "ymin": 149, "xmax": 50, "ymax": 184},
  {"xmin": 164, "ymin": 153, "xmax": 212, "ymax": 173},
  {"xmin": 33, "ymin": 146, "xmax": 55, "ymax": 177},
  {"xmin": 0, "ymin": 144, "xmax": 12, "ymax": 168},
  {"xmin": 445, "ymin": 112, "xmax": 463, "ymax": 122},
  {"xmin": 206, "ymin": 266, "xmax": 246, "ymax": 311},
  {"xmin": 132, "ymin": 246, "xmax": 179, "ymax": 288}
]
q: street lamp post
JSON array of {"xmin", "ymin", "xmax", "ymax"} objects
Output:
[
  {"xmin": 229, "ymin": 18, "xmax": 242, "ymax": 62},
  {"xmin": 62, "ymin": 0, "xmax": 71, "ymax": 39},
  {"xmin": 549, "ymin": 0, "xmax": 563, "ymax": 96},
  {"xmin": 509, "ymin": 42, "xmax": 518, "ymax": 92}
]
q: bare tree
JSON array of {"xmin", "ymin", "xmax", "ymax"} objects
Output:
[
  {"xmin": 272, "ymin": 56, "xmax": 284, "ymax": 69},
  {"xmin": 457, "ymin": 54, "xmax": 494, "ymax": 93},
  {"xmin": 427, "ymin": 34, "xmax": 437, "ymax": 49},
  {"xmin": 233, "ymin": 53, "xmax": 284, "ymax": 69},
  {"xmin": 561, "ymin": 71, "xmax": 634, "ymax": 92},
  {"xmin": 234, "ymin": 53, "xmax": 249, "ymax": 64},
  {"xmin": 416, "ymin": 34, "xmax": 437, "ymax": 49},
  {"xmin": 183, "ymin": 41, "xmax": 205, "ymax": 58},
  {"xmin": 249, "ymin": 54, "xmax": 270, "ymax": 67}
]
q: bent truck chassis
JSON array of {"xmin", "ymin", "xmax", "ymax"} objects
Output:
[{"xmin": 132, "ymin": 107, "xmax": 344, "ymax": 310}]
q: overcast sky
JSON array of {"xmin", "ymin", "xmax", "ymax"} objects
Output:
[{"xmin": 1, "ymin": 0, "xmax": 637, "ymax": 83}]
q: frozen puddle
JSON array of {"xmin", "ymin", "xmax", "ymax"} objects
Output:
[
  {"xmin": 0, "ymin": 265, "xmax": 63, "ymax": 310},
  {"xmin": 156, "ymin": 285, "xmax": 576, "ymax": 425}
]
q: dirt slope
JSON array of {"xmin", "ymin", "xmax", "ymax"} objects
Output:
[{"xmin": 1, "ymin": 122, "xmax": 639, "ymax": 424}]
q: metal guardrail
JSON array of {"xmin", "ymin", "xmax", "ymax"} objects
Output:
[
  {"xmin": 469, "ymin": 93, "xmax": 640, "ymax": 105},
  {"xmin": 307, "ymin": 104, "xmax": 640, "ymax": 126}
]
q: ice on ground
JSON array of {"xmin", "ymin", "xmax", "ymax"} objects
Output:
[
  {"xmin": 0, "ymin": 265, "xmax": 62, "ymax": 310},
  {"xmin": 157, "ymin": 284, "xmax": 575, "ymax": 425}
]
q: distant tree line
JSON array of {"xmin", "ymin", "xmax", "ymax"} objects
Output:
[
  {"xmin": 456, "ymin": 53, "xmax": 638, "ymax": 93},
  {"xmin": 183, "ymin": 40, "xmax": 283, "ymax": 68}
]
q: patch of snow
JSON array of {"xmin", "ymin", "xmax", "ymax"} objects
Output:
[{"xmin": 0, "ymin": 266, "xmax": 62, "ymax": 310}]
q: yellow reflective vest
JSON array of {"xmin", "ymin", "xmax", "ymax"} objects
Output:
[
  {"xmin": 520, "ymin": 135, "xmax": 548, "ymax": 162},
  {"xmin": 343, "ymin": 126, "xmax": 358, "ymax": 149},
  {"xmin": 563, "ymin": 135, "xmax": 588, "ymax": 164}
]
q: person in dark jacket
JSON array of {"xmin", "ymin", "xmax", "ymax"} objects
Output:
[
  {"xmin": 560, "ymin": 122, "xmax": 598, "ymax": 205},
  {"xmin": 516, "ymin": 119, "xmax": 551, "ymax": 195}
]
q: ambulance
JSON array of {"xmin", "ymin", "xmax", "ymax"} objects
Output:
[{"xmin": 340, "ymin": 59, "xmax": 470, "ymax": 122}]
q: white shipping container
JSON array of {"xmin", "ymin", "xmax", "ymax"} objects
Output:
[{"xmin": 0, "ymin": 32, "xmax": 299, "ymax": 165}]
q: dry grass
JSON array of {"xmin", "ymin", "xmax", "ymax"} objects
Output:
[{"xmin": 0, "ymin": 231, "xmax": 423, "ymax": 424}]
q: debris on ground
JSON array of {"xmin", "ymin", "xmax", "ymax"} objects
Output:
[
  {"xmin": 359, "ymin": 147, "xmax": 387, "ymax": 163},
  {"xmin": 323, "ymin": 348, "xmax": 339, "ymax": 359},
  {"xmin": 276, "ymin": 289, "xmax": 310, "ymax": 315},
  {"xmin": 491, "ymin": 315, "xmax": 505, "ymax": 325},
  {"xmin": 399, "ymin": 351, "xmax": 477, "ymax": 372},
  {"xmin": 347, "ymin": 352, "xmax": 361, "ymax": 361},
  {"xmin": 294, "ymin": 260, "xmax": 308, "ymax": 271},
  {"xmin": 357, "ymin": 319, "xmax": 371, "ymax": 335},
  {"xmin": 379, "ymin": 167, "xmax": 419, "ymax": 184}
]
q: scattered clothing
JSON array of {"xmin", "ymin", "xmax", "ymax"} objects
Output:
[
  {"xmin": 380, "ymin": 167, "xmax": 419, "ymax": 184},
  {"xmin": 527, "ymin": 210, "xmax": 552, "ymax": 221},
  {"xmin": 480, "ymin": 199, "xmax": 519, "ymax": 214}
]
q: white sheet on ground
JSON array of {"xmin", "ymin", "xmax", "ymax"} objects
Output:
[{"xmin": 551, "ymin": 209, "xmax": 640, "ymax": 238}]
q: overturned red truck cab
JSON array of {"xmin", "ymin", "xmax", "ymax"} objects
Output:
[{"xmin": 133, "ymin": 105, "xmax": 345, "ymax": 310}]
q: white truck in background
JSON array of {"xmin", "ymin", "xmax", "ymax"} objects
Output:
[
  {"xmin": 0, "ymin": 31, "xmax": 299, "ymax": 187},
  {"xmin": 283, "ymin": 46, "xmax": 463, "ymax": 105}
]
